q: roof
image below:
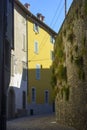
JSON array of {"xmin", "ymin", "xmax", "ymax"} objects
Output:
[{"xmin": 15, "ymin": 0, "xmax": 57, "ymax": 36}]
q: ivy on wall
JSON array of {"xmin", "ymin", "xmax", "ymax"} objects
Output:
[
  {"xmin": 51, "ymin": 0, "xmax": 87, "ymax": 101},
  {"xmin": 85, "ymin": 0, "xmax": 87, "ymax": 14},
  {"xmin": 74, "ymin": 55, "xmax": 85, "ymax": 81},
  {"xmin": 55, "ymin": 64, "xmax": 67, "ymax": 82},
  {"xmin": 51, "ymin": 32, "xmax": 69, "ymax": 101},
  {"xmin": 61, "ymin": 85, "xmax": 70, "ymax": 101},
  {"xmin": 67, "ymin": 30, "xmax": 75, "ymax": 44}
]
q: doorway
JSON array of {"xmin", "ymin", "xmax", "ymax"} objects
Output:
[{"xmin": 7, "ymin": 88, "xmax": 15, "ymax": 119}]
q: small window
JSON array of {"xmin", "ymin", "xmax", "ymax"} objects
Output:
[
  {"xmin": 36, "ymin": 64, "xmax": 40, "ymax": 80},
  {"xmin": 45, "ymin": 90, "xmax": 49, "ymax": 104},
  {"xmin": 34, "ymin": 41, "xmax": 39, "ymax": 54},
  {"xmin": 32, "ymin": 87, "xmax": 36, "ymax": 103},
  {"xmin": 33, "ymin": 23, "xmax": 39, "ymax": 33},
  {"xmin": 50, "ymin": 35, "xmax": 55, "ymax": 44},
  {"xmin": 22, "ymin": 91, "xmax": 26, "ymax": 109}
]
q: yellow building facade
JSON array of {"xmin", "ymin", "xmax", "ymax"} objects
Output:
[
  {"xmin": 13, "ymin": 0, "xmax": 57, "ymax": 115},
  {"xmin": 27, "ymin": 14, "xmax": 57, "ymax": 115}
]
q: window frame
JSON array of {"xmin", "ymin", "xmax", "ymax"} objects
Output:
[
  {"xmin": 33, "ymin": 23, "xmax": 39, "ymax": 33},
  {"xmin": 34, "ymin": 41, "xmax": 39, "ymax": 54},
  {"xmin": 44, "ymin": 90, "xmax": 49, "ymax": 104},
  {"xmin": 31, "ymin": 87, "xmax": 36, "ymax": 103},
  {"xmin": 36, "ymin": 64, "xmax": 41, "ymax": 80},
  {"xmin": 22, "ymin": 91, "xmax": 26, "ymax": 109}
]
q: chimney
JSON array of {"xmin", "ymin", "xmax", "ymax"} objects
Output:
[
  {"xmin": 41, "ymin": 16, "xmax": 45, "ymax": 22},
  {"xmin": 37, "ymin": 13, "xmax": 42, "ymax": 20},
  {"xmin": 24, "ymin": 3, "xmax": 30, "ymax": 10},
  {"xmin": 37, "ymin": 13, "xmax": 45, "ymax": 22}
]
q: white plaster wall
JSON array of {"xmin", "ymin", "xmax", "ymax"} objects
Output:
[
  {"xmin": 14, "ymin": 80, "xmax": 27, "ymax": 111},
  {"xmin": 9, "ymin": 2, "xmax": 27, "ymax": 115}
]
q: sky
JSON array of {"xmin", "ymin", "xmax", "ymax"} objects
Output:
[{"xmin": 20, "ymin": 0, "xmax": 73, "ymax": 33}]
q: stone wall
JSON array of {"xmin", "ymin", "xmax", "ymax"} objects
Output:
[{"xmin": 53, "ymin": 0, "xmax": 87, "ymax": 130}]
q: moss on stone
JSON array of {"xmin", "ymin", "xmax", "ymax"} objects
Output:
[
  {"xmin": 67, "ymin": 31, "xmax": 75, "ymax": 44},
  {"xmin": 85, "ymin": 0, "xmax": 87, "ymax": 14},
  {"xmin": 56, "ymin": 64, "xmax": 67, "ymax": 82}
]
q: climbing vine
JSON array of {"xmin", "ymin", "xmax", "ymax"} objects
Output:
[
  {"xmin": 51, "ymin": 0, "xmax": 87, "ymax": 102},
  {"xmin": 85, "ymin": 0, "xmax": 87, "ymax": 14},
  {"xmin": 51, "ymin": 31, "xmax": 69, "ymax": 101},
  {"xmin": 55, "ymin": 64, "xmax": 67, "ymax": 82},
  {"xmin": 67, "ymin": 30, "xmax": 75, "ymax": 44}
]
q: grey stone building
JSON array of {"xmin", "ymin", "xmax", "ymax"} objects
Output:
[{"xmin": 52, "ymin": 0, "xmax": 87, "ymax": 130}]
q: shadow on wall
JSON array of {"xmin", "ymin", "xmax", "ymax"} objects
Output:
[
  {"xmin": 7, "ymin": 87, "xmax": 15, "ymax": 120},
  {"xmin": 27, "ymin": 67, "xmax": 55, "ymax": 115},
  {"xmin": 7, "ymin": 67, "xmax": 28, "ymax": 120}
]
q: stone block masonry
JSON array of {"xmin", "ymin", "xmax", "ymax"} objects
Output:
[{"xmin": 53, "ymin": 0, "xmax": 87, "ymax": 130}]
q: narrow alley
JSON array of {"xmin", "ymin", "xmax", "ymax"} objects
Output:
[{"xmin": 7, "ymin": 114, "xmax": 76, "ymax": 130}]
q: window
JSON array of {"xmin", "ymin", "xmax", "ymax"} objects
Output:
[
  {"xmin": 22, "ymin": 34, "xmax": 26, "ymax": 51},
  {"xmin": 22, "ymin": 91, "xmax": 26, "ymax": 109},
  {"xmin": 45, "ymin": 90, "xmax": 49, "ymax": 103},
  {"xmin": 32, "ymin": 88, "xmax": 36, "ymax": 103},
  {"xmin": 50, "ymin": 35, "xmax": 55, "ymax": 44},
  {"xmin": 34, "ymin": 41, "xmax": 39, "ymax": 54},
  {"xmin": 50, "ymin": 50, "xmax": 54, "ymax": 61},
  {"xmin": 33, "ymin": 23, "xmax": 39, "ymax": 33},
  {"xmin": 36, "ymin": 64, "xmax": 40, "ymax": 80}
]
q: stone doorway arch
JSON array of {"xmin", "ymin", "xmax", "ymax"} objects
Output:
[{"xmin": 7, "ymin": 87, "xmax": 15, "ymax": 119}]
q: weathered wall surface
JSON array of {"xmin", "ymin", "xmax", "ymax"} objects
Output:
[
  {"xmin": 53, "ymin": 0, "xmax": 87, "ymax": 130},
  {"xmin": 7, "ymin": 2, "xmax": 27, "ymax": 119}
]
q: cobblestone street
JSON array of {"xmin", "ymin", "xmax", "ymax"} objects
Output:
[{"xmin": 7, "ymin": 114, "xmax": 76, "ymax": 130}]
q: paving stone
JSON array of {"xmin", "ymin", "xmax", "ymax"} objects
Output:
[{"xmin": 7, "ymin": 114, "xmax": 76, "ymax": 130}]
